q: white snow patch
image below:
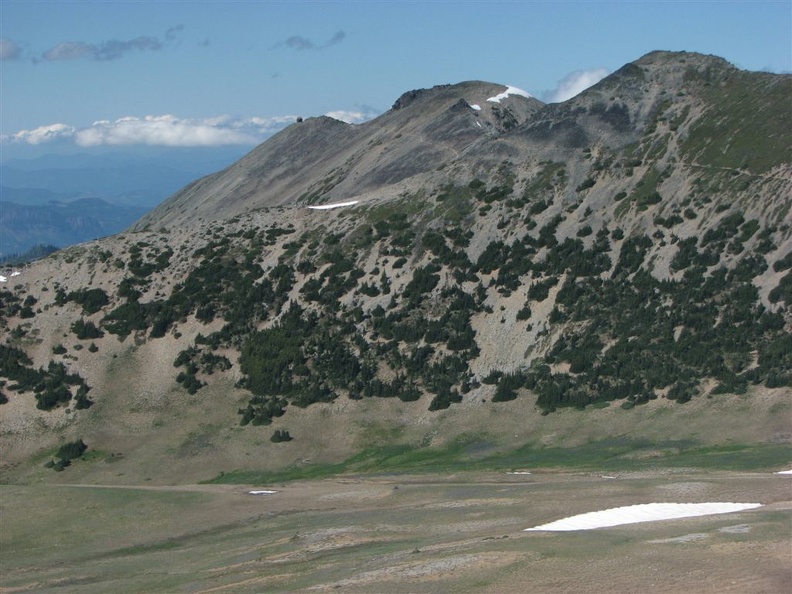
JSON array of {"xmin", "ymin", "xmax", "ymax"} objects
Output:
[
  {"xmin": 0, "ymin": 276, "xmax": 6, "ymax": 283},
  {"xmin": 10, "ymin": 271, "xmax": 21, "ymax": 277},
  {"xmin": 470, "ymin": 104, "xmax": 481, "ymax": 111},
  {"xmin": 507, "ymin": 471, "xmax": 532, "ymax": 475},
  {"xmin": 774, "ymin": 469, "xmax": 792, "ymax": 475},
  {"xmin": 248, "ymin": 490, "xmax": 277, "ymax": 495},
  {"xmin": 487, "ymin": 85, "xmax": 532, "ymax": 104},
  {"xmin": 307, "ymin": 200, "xmax": 359, "ymax": 210},
  {"xmin": 525, "ymin": 502, "xmax": 762, "ymax": 532}
]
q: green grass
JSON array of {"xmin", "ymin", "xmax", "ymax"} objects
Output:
[
  {"xmin": 0, "ymin": 485, "xmax": 210, "ymax": 566},
  {"xmin": 433, "ymin": 185, "xmax": 475, "ymax": 224},
  {"xmin": 361, "ymin": 194, "xmax": 425, "ymax": 224},
  {"xmin": 207, "ymin": 438, "xmax": 792, "ymax": 484}
]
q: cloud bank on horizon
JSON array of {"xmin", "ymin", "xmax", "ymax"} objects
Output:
[
  {"xmin": 2, "ymin": 70, "xmax": 606, "ymax": 149},
  {"xmin": 4, "ymin": 110, "xmax": 378, "ymax": 148},
  {"xmin": 2, "ymin": 70, "xmax": 607, "ymax": 149}
]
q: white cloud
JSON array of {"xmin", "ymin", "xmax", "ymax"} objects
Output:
[
  {"xmin": 324, "ymin": 109, "xmax": 378, "ymax": 124},
  {"xmin": 72, "ymin": 115, "xmax": 295, "ymax": 147},
  {"xmin": 11, "ymin": 123, "xmax": 76, "ymax": 144},
  {"xmin": 548, "ymin": 68, "xmax": 610, "ymax": 103},
  {"xmin": 5, "ymin": 109, "xmax": 381, "ymax": 148},
  {"xmin": 42, "ymin": 36, "xmax": 163, "ymax": 61},
  {"xmin": 0, "ymin": 38, "xmax": 23, "ymax": 60},
  {"xmin": 42, "ymin": 41, "xmax": 95, "ymax": 61},
  {"xmin": 5, "ymin": 115, "xmax": 302, "ymax": 148}
]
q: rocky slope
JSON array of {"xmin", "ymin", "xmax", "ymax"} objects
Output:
[{"xmin": 1, "ymin": 51, "xmax": 790, "ymax": 484}]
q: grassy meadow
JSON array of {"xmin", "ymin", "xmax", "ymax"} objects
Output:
[{"xmin": 2, "ymin": 463, "xmax": 790, "ymax": 593}]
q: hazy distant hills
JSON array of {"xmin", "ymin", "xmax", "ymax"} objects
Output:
[
  {"xmin": 0, "ymin": 147, "xmax": 249, "ymax": 257},
  {"xmin": 1, "ymin": 51, "xmax": 790, "ymax": 485},
  {"xmin": 0, "ymin": 197, "xmax": 149, "ymax": 258},
  {"xmin": 1, "ymin": 147, "xmax": 249, "ymax": 202}
]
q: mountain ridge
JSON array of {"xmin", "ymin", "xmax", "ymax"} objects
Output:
[
  {"xmin": 134, "ymin": 50, "xmax": 790, "ymax": 233},
  {"xmin": 132, "ymin": 80, "xmax": 544, "ymax": 229},
  {"xmin": 1, "ymin": 50, "xmax": 790, "ymax": 485}
]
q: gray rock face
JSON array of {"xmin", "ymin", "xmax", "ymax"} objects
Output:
[{"xmin": 133, "ymin": 50, "xmax": 790, "ymax": 234}]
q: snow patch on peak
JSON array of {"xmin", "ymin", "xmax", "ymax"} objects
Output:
[
  {"xmin": 307, "ymin": 200, "xmax": 359, "ymax": 210},
  {"xmin": 470, "ymin": 104, "xmax": 482, "ymax": 111},
  {"xmin": 487, "ymin": 85, "xmax": 532, "ymax": 104}
]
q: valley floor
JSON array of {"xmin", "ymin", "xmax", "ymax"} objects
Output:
[{"xmin": 1, "ymin": 469, "xmax": 790, "ymax": 593}]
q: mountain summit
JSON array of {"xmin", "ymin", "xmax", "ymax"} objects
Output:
[
  {"xmin": 136, "ymin": 50, "xmax": 790, "ymax": 232},
  {"xmin": 1, "ymin": 51, "xmax": 791, "ymax": 486},
  {"xmin": 134, "ymin": 80, "xmax": 543, "ymax": 229}
]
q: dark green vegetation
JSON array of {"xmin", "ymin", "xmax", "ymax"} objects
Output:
[
  {"xmin": 0, "ymin": 244, "xmax": 59, "ymax": 266},
  {"xmin": 3, "ymin": 150, "xmax": 791, "ymax": 426},
  {"xmin": 17, "ymin": 186, "xmax": 788, "ymax": 425},
  {"xmin": 0, "ymin": 343, "xmax": 92, "ymax": 410},
  {"xmin": 43, "ymin": 439, "xmax": 88, "ymax": 472},
  {"xmin": 55, "ymin": 287, "xmax": 109, "ymax": 315},
  {"xmin": 270, "ymin": 429, "xmax": 293, "ymax": 442}
]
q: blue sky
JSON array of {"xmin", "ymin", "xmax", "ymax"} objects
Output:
[{"xmin": 2, "ymin": 1, "xmax": 790, "ymax": 156}]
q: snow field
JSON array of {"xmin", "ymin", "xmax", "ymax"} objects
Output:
[{"xmin": 525, "ymin": 502, "xmax": 762, "ymax": 532}]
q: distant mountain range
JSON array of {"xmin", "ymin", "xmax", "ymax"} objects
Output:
[
  {"xmin": 0, "ymin": 198, "xmax": 149, "ymax": 259},
  {"xmin": 0, "ymin": 146, "xmax": 249, "ymax": 257}
]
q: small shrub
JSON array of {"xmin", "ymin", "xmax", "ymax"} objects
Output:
[
  {"xmin": 270, "ymin": 429, "xmax": 293, "ymax": 443},
  {"xmin": 49, "ymin": 439, "xmax": 88, "ymax": 469},
  {"xmin": 72, "ymin": 319, "xmax": 104, "ymax": 340}
]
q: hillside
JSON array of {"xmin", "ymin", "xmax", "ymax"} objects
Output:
[{"xmin": 1, "ymin": 50, "xmax": 791, "ymax": 485}]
